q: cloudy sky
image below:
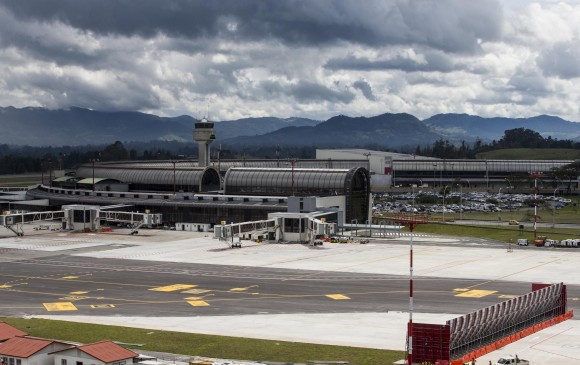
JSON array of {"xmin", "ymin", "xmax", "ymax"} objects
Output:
[{"xmin": 1, "ymin": 0, "xmax": 580, "ymax": 122}]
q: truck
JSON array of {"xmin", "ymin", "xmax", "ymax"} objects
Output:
[
  {"xmin": 495, "ymin": 355, "xmax": 529, "ymax": 365},
  {"xmin": 533, "ymin": 235, "xmax": 546, "ymax": 247}
]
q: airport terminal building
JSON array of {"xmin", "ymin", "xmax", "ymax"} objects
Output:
[{"xmin": 316, "ymin": 149, "xmax": 579, "ymax": 192}]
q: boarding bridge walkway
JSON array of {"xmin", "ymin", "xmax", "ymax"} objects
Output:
[
  {"xmin": 0, "ymin": 210, "xmax": 65, "ymax": 236},
  {"xmin": 98, "ymin": 210, "xmax": 160, "ymax": 234},
  {"xmin": 339, "ymin": 222, "xmax": 404, "ymax": 237},
  {"xmin": 1, "ymin": 209, "xmax": 161, "ymax": 236}
]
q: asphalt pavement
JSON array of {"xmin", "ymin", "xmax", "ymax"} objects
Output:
[{"xmin": 0, "ymin": 225, "xmax": 579, "ymax": 363}]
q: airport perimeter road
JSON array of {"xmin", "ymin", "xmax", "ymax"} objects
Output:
[{"xmin": 1, "ymin": 252, "xmax": 579, "ymax": 318}]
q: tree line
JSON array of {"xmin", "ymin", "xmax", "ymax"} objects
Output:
[
  {"xmin": 414, "ymin": 127, "xmax": 580, "ymax": 159},
  {"xmin": 0, "ymin": 127, "xmax": 579, "ymax": 175}
]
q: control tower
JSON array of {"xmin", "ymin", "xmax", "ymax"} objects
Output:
[{"xmin": 193, "ymin": 117, "xmax": 216, "ymax": 167}]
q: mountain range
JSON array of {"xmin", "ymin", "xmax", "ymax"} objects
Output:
[{"xmin": 1, "ymin": 106, "xmax": 579, "ymax": 148}]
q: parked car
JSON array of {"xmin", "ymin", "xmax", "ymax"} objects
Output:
[
  {"xmin": 508, "ymin": 220, "xmax": 520, "ymax": 225},
  {"xmin": 517, "ymin": 239, "xmax": 529, "ymax": 246},
  {"xmin": 495, "ymin": 355, "xmax": 529, "ymax": 364}
]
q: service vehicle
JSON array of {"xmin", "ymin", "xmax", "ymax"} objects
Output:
[
  {"xmin": 544, "ymin": 239, "xmax": 558, "ymax": 247},
  {"xmin": 508, "ymin": 220, "xmax": 520, "ymax": 225},
  {"xmin": 495, "ymin": 355, "xmax": 529, "ymax": 364},
  {"xmin": 517, "ymin": 238, "xmax": 529, "ymax": 246},
  {"xmin": 533, "ymin": 235, "xmax": 546, "ymax": 246}
]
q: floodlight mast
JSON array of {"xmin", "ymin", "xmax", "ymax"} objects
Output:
[
  {"xmin": 530, "ymin": 172, "xmax": 542, "ymax": 239},
  {"xmin": 395, "ymin": 214, "xmax": 427, "ymax": 365}
]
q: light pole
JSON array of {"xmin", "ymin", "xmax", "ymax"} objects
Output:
[
  {"xmin": 459, "ymin": 183, "xmax": 463, "ymax": 221},
  {"xmin": 90, "ymin": 154, "xmax": 100, "ymax": 192},
  {"xmin": 48, "ymin": 158, "xmax": 53, "ymax": 188},
  {"xmin": 442, "ymin": 185, "xmax": 450, "ymax": 222},
  {"xmin": 498, "ymin": 187, "xmax": 503, "ymax": 223},
  {"xmin": 433, "ymin": 163, "xmax": 437, "ymax": 187},
  {"xmin": 172, "ymin": 160, "xmax": 177, "ymax": 195},
  {"xmin": 41, "ymin": 159, "xmax": 44, "ymax": 186},
  {"xmin": 553, "ymin": 187, "xmax": 558, "ymax": 228},
  {"xmin": 450, "ymin": 162, "xmax": 454, "ymax": 183},
  {"xmin": 91, "ymin": 159, "xmax": 96, "ymax": 191},
  {"xmin": 530, "ymin": 173, "xmax": 542, "ymax": 239}
]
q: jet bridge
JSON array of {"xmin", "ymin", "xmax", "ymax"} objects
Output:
[
  {"xmin": 214, "ymin": 213, "xmax": 338, "ymax": 247},
  {"xmin": 0, "ymin": 210, "xmax": 65, "ymax": 236},
  {"xmin": 98, "ymin": 210, "xmax": 162, "ymax": 234},
  {"xmin": 1, "ymin": 205, "xmax": 162, "ymax": 236}
]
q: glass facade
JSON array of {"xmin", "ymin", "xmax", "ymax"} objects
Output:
[{"xmin": 392, "ymin": 159, "xmax": 577, "ymax": 187}]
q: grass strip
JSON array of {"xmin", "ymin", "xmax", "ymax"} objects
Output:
[
  {"xmin": 413, "ymin": 222, "xmax": 580, "ymax": 242},
  {"xmin": 0, "ymin": 317, "xmax": 403, "ymax": 365}
]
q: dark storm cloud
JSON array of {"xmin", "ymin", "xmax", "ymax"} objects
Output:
[
  {"xmin": 325, "ymin": 51, "xmax": 456, "ymax": 73},
  {"xmin": 352, "ymin": 81, "xmax": 376, "ymax": 101},
  {"xmin": 508, "ymin": 69, "xmax": 549, "ymax": 96},
  {"xmin": 0, "ymin": 0, "xmax": 503, "ymax": 52},
  {"xmin": 537, "ymin": 42, "xmax": 580, "ymax": 79},
  {"xmin": 259, "ymin": 80, "xmax": 355, "ymax": 104}
]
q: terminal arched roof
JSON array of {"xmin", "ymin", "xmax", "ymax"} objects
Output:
[
  {"xmin": 223, "ymin": 167, "xmax": 369, "ymax": 196},
  {"xmin": 75, "ymin": 161, "xmax": 220, "ymax": 192}
]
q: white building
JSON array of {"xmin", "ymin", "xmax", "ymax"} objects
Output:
[
  {"xmin": 53, "ymin": 341, "xmax": 137, "ymax": 365},
  {"xmin": 0, "ymin": 337, "xmax": 71, "ymax": 365}
]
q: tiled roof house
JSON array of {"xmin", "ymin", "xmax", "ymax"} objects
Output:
[
  {"xmin": 0, "ymin": 337, "xmax": 72, "ymax": 365},
  {"xmin": 0, "ymin": 323, "xmax": 27, "ymax": 343},
  {"xmin": 52, "ymin": 341, "xmax": 137, "ymax": 365}
]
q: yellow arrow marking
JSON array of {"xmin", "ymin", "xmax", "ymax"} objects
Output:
[
  {"xmin": 456, "ymin": 290, "xmax": 497, "ymax": 298},
  {"xmin": 70, "ymin": 291, "xmax": 88, "ymax": 295},
  {"xmin": 187, "ymin": 300, "xmax": 210, "ymax": 307},
  {"xmin": 326, "ymin": 294, "xmax": 350, "ymax": 300},
  {"xmin": 61, "ymin": 276, "xmax": 78, "ymax": 279},
  {"xmin": 229, "ymin": 285, "xmax": 259, "ymax": 292},
  {"xmin": 181, "ymin": 288, "xmax": 211, "ymax": 294},
  {"xmin": 149, "ymin": 284, "xmax": 197, "ymax": 292},
  {"xmin": 43, "ymin": 302, "xmax": 78, "ymax": 311},
  {"xmin": 498, "ymin": 294, "xmax": 518, "ymax": 299},
  {"xmin": 90, "ymin": 304, "xmax": 115, "ymax": 308},
  {"xmin": 0, "ymin": 285, "xmax": 13, "ymax": 289},
  {"xmin": 453, "ymin": 288, "xmax": 470, "ymax": 292},
  {"xmin": 59, "ymin": 296, "xmax": 89, "ymax": 301}
]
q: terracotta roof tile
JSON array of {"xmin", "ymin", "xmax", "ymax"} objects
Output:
[
  {"xmin": 0, "ymin": 323, "xmax": 27, "ymax": 342},
  {"xmin": 0, "ymin": 337, "xmax": 52, "ymax": 358},
  {"xmin": 77, "ymin": 341, "xmax": 137, "ymax": 363}
]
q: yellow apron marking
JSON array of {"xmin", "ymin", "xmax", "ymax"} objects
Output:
[
  {"xmin": 70, "ymin": 291, "xmax": 88, "ymax": 295},
  {"xmin": 149, "ymin": 284, "xmax": 197, "ymax": 292},
  {"xmin": 59, "ymin": 296, "xmax": 89, "ymax": 301},
  {"xmin": 326, "ymin": 294, "xmax": 350, "ymax": 300},
  {"xmin": 229, "ymin": 285, "xmax": 258, "ymax": 292},
  {"xmin": 456, "ymin": 290, "xmax": 497, "ymax": 298},
  {"xmin": 187, "ymin": 300, "xmax": 210, "ymax": 307},
  {"xmin": 453, "ymin": 288, "xmax": 470, "ymax": 292},
  {"xmin": 90, "ymin": 304, "xmax": 115, "ymax": 308},
  {"xmin": 181, "ymin": 288, "xmax": 211, "ymax": 294},
  {"xmin": 61, "ymin": 276, "xmax": 78, "ymax": 279},
  {"xmin": 43, "ymin": 302, "xmax": 78, "ymax": 311},
  {"xmin": 0, "ymin": 285, "xmax": 13, "ymax": 289}
]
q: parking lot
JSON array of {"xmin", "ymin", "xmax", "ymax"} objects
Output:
[{"xmin": 373, "ymin": 191, "xmax": 574, "ymax": 215}]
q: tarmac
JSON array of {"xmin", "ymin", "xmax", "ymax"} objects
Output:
[{"xmin": 2, "ymin": 226, "xmax": 579, "ymax": 364}]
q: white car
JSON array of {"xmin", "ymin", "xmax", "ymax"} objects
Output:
[{"xmin": 517, "ymin": 239, "xmax": 529, "ymax": 246}]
